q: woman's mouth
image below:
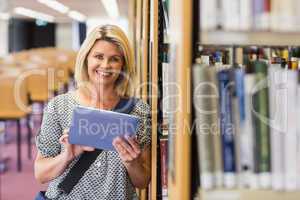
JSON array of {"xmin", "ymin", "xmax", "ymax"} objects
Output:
[{"xmin": 95, "ymin": 69, "xmax": 113, "ymax": 77}]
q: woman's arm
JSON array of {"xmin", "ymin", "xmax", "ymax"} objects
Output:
[
  {"xmin": 113, "ymin": 136, "xmax": 151, "ymax": 189},
  {"xmin": 34, "ymin": 133, "xmax": 95, "ymax": 184},
  {"xmin": 123, "ymin": 145, "xmax": 151, "ymax": 189},
  {"xmin": 34, "ymin": 149, "xmax": 73, "ymax": 184}
]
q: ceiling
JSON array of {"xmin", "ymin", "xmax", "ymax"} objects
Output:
[{"xmin": 4, "ymin": 0, "xmax": 129, "ymax": 22}]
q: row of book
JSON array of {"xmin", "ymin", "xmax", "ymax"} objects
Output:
[
  {"xmin": 192, "ymin": 60, "xmax": 300, "ymax": 190},
  {"xmin": 196, "ymin": 46, "xmax": 300, "ymax": 69},
  {"xmin": 159, "ymin": 45, "xmax": 300, "ymax": 198},
  {"xmin": 201, "ymin": 0, "xmax": 300, "ymax": 32}
]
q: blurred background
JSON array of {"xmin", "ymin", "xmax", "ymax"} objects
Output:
[
  {"xmin": 0, "ymin": 0, "xmax": 133, "ymax": 199},
  {"xmin": 4, "ymin": 0, "xmax": 300, "ymax": 200}
]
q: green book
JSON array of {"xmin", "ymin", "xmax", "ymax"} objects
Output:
[
  {"xmin": 252, "ymin": 60, "xmax": 271, "ymax": 188},
  {"xmin": 192, "ymin": 64, "xmax": 222, "ymax": 189}
]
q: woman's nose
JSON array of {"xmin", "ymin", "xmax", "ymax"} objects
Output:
[{"xmin": 100, "ymin": 58, "xmax": 110, "ymax": 68}]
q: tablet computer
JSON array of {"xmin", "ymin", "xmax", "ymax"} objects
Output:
[{"xmin": 68, "ymin": 106, "xmax": 140, "ymax": 151}]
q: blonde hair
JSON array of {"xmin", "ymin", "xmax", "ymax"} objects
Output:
[{"xmin": 74, "ymin": 24, "xmax": 135, "ymax": 97}]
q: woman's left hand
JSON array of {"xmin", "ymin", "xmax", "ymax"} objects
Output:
[{"xmin": 112, "ymin": 135, "xmax": 141, "ymax": 165}]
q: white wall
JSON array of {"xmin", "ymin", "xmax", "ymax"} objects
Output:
[
  {"xmin": 55, "ymin": 22, "xmax": 73, "ymax": 50},
  {"xmin": 0, "ymin": 19, "xmax": 8, "ymax": 56},
  {"xmin": 56, "ymin": 18, "xmax": 129, "ymax": 51},
  {"xmin": 86, "ymin": 17, "xmax": 129, "ymax": 35}
]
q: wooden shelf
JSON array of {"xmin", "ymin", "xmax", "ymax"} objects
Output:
[
  {"xmin": 201, "ymin": 30, "xmax": 300, "ymax": 46},
  {"xmin": 168, "ymin": 0, "xmax": 192, "ymax": 199},
  {"xmin": 150, "ymin": 0, "xmax": 159, "ymax": 200},
  {"xmin": 198, "ymin": 189, "xmax": 300, "ymax": 200}
]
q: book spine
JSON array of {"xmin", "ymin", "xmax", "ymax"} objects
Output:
[
  {"xmin": 162, "ymin": 44, "xmax": 170, "ymax": 136},
  {"xmin": 234, "ymin": 69, "xmax": 246, "ymax": 127},
  {"xmin": 268, "ymin": 64, "xmax": 285, "ymax": 191},
  {"xmin": 210, "ymin": 67, "xmax": 223, "ymax": 188},
  {"xmin": 284, "ymin": 70, "xmax": 298, "ymax": 191},
  {"xmin": 162, "ymin": 61, "xmax": 169, "ymax": 121},
  {"xmin": 262, "ymin": 0, "xmax": 271, "ymax": 30},
  {"xmin": 200, "ymin": 0, "xmax": 217, "ymax": 30},
  {"xmin": 160, "ymin": 138, "xmax": 168, "ymax": 197},
  {"xmin": 232, "ymin": 95, "xmax": 241, "ymax": 187},
  {"xmin": 218, "ymin": 69, "xmax": 236, "ymax": 188},
  {"xmin": 253, "ymin": 61, "xmax": 271, "ymax": 189},
  {"xmin": 297, "ymin": 84, "xmax": 300, "ymax": 190},
  {"xmin": 253, "ymin": 0, "xmax": 264, "ymax": 30},
  {"xmin": 233, "ymin": 69, "xmax": 244, "ymax": 188},
  {"xmin": 221, "ymin": 0, "xmax": 240, "ymax": 30},
  {"xmin": 242, "ymin": 74, "xmax": 258, "ymax": 188},
  {"xmin": 162, "ymin": 0, "xmax": 169, "ymax": 36},
  {"xmin": 192, "ymin": 64, "xmax": 217, "ymax": 189},
  {"xmin": 270, "ymin": 0, "xmax": 280, "ymax": 31},
  {"xmin": 239, "ymin": 0, "xmax": 252, "ymax": 30}
]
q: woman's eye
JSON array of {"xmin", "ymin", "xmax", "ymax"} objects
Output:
[
  {"xmin": 95, "ymin": 55, "xmax": 103, "ymax": 60},
  {"xmin": 111, "ymin": 57, "xmax": 121, "ymax": 62}
]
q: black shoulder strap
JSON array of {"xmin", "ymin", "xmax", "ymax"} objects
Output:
[{"xmin": 58, "ymin": 97, "xmax": 137, "ymax": 195}]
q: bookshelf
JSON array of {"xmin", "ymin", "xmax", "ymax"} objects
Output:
[
  {"xmin": 141, "ymin": 0, "xmax": 149, "ymax": 101},
  {"xmin": 201, "ymin": 31, "xmax": 300, "ymax": 46},
  {"xmin": 130, "ymin": 0, "xmax": 150, "ymax": 199},
  {"xmin": 165, "ymin": 0, "xmax": 300, "ymax": 200},
  {"xmin": 133, "ymin": 0, "xmax": 300, "ymax": 199},
  {"xmin": 167, "ymin": 0, "xmax": 192, "ymax": 199},
  {"xmin": 149, "ymin": 0, "xmax": 159, "ymax": 200},
  {"xmin": 199, "ymin": 189, "xmax": 300, "ymax": 200}
]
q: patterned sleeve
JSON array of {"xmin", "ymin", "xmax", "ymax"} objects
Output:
[
  {"xmin": 36, "ymin": 97, "xmax": 63, "ymax": 157},
  {"xmin": 134, "ymin": 100, "xmax": 152, "ymax": 149}
]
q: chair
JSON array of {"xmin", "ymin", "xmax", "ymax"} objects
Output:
[{"xmin": 0, "ymin": 68, "xmax": 31, "ymax": 172}]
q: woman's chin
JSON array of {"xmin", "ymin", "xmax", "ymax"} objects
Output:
[{"xmin": 90, "ymin": 79, "xmax": 116, "ymax": 87}]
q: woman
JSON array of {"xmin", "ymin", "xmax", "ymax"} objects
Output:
[{"xmin": 34, "ymin": 25, "xmax": 151, "ymax": 200}]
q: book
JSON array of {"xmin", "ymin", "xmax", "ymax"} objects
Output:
[
  {"xmin": 253, "ymin": 0, "xmax": 270, "ymax": 30},
  {"xmin": 162, "ymin": 43, "xmax": 170, "ymax": 131},
  {"xmin": 218, "ymin": 69, "xmax": 236, "ymax": 188},
  {"xmin": 241, "ymin": 74, "xmax": 258, "ymax": 188},
  {"xmin": 192, "ymin": 47, "xmax": 300, "ymax": 192},
  {"xmin": 284, "ymin": 70, "xmax": 298, "ymax": 191},
  {"xmin": 231, "ymin": 68, "xmax": 244, "ymax": 188},
  {"xmin": 199, "ymin": 0, "xmax": 300, "ymax": 32},
  {"xmin": 221, "ymin": 0, "xmax": 240, "ymax": 30},
  {"xmin": 270, "ymin": 0, "xmax": 296, "ymax": 32},
  {"xmin": 200, "ymin": 0, "xmax": 218, "ymax": 30},
  {"xmin": 297, "ymin": 80, "xmax": 300, "ymax": 190},
  {"xmin": 268, "ymin": 64, "xmax": 285, "ymax": 190},
  {"xmin": 161, "ymin": 0, "xmax": 170, "ymax": 39},
  {"xmin": 193, "ymin": 64, "xmax": 217, "ymax": 189},
  {"xmin": 252, "ymin": 61, "xmax": 271, "ymax": 189},
  {"xmin": 160, "ymin": 137, "xmax": 168, "ymax": 198},
  {"xmin": 68, "ymin": 106, "xmax": 140, "ymax": 151},
  {"xmin": 239, "ymin": 0, "xmax": 252, "ymax": 30}
]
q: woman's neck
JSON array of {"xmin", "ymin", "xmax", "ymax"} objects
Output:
[
  {"xmin": 92, "ymin": 84, "xmax": 117, "ymax": 101},
  {"xmin": 77, "ymin": 84, "xmax": 120, "ymax": 109}
]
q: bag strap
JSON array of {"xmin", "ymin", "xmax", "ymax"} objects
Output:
[{"xmin": 58, "ymin": 97, "xmax": 137, "ymax": 195}]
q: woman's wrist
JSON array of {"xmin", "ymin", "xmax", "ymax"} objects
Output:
[
  {"xmin": 61, "ymin": 149, "xmax": 75, "ymax": 163},
  {"xmin": 123, "ymin": 157, "xmax": 142, "ymax": 169}
]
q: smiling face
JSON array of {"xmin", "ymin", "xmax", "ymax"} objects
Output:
[{"xmin": 86, "ymin": 39, "xmax": 124, "ymax": 88}]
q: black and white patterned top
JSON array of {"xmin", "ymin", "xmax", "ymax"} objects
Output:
[{"xmin": 36, "ymin": 92, "xmax": 151, "ymax": 200}]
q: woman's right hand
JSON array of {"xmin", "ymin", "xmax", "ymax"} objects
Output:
[{"xmin": 59, "ymin": 129, "xmax": 95, "ymax": 161}]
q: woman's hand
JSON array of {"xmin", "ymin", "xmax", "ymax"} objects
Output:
[
  {"xmin": 59, "ymin": 129, "xmax": 95, "ymax": 162},
  {"xmin": 34, "ymin": 130, "xmax": 95, "ymax": 184},
  {"xmin": 113, "ymin": 135, "xmax": 151, "ymax": 188},
  {"xmin": 112, "ymin": 135, "xmax": 141, "ymax": 165}
]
